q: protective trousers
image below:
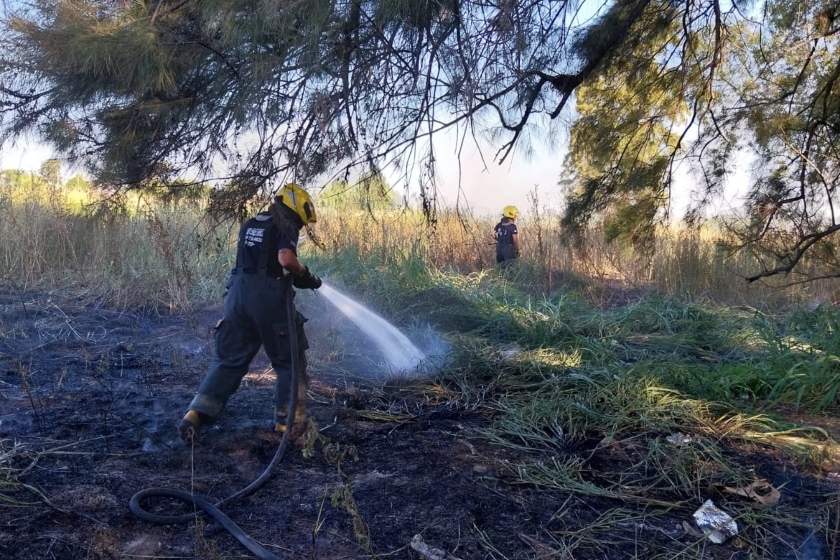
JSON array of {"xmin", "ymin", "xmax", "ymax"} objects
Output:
[
  {"xmin": 496, "ymin": 243, "xmax": 518, "ymax": 264},
  {"xmin": 188, "ymin": 271, "xmax": 309, "ymax": 423}
]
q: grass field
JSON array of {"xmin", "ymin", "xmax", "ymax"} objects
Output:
[{"xmin": 2, "ymin": 177, "xmax": 840, "ymax": 558}]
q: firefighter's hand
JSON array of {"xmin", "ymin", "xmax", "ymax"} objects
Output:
[{"xmin": 293, "ymin": 267, "xmax": 322, "ymax": 290}]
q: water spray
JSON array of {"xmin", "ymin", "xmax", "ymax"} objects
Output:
[{"xmin": 318, "ymin": 283, "xmax": 426, "ymax": 374}]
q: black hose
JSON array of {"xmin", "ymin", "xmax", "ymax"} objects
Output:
[{"xmin": 129, "ymin": 278, "xmax": 300, "ymax": 560}]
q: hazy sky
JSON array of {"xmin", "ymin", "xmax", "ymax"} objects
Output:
[
  {"xmin": 1, "ymin": 140, "xmax": 51, "ymax": 173},
  {"xmin": 1, "ymin": 131, "xmax": 568, "ymax": 219},
  {"xmin": 1, "ymin": 122, "xmax": 747, "ymax": 221},
  {"xmin": 412, "ymin": 130, "xmax": 568, "ymax": 218}
]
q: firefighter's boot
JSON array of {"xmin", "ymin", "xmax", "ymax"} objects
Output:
[
  {"xmin": 179, "ymin": 410, "xmax": 204, "ymax": 444},
  {"xmin": 275, "ymin": 407, "xmax": 307, "ymax": 434}
]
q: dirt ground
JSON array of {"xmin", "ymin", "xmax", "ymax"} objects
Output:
[{"xmin": 0, "ymin": 287, "xmax": 838, "ymax": 559}]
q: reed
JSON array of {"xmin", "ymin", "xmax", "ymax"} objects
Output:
[
  {"xmin": 311, "ymin": 204, "xmax": 838, "ymax": 310},
  {"xmin": 3, "ymin": 172, "xmax": 837, "ymax": 310},
  {"xmin": 0, "ymin": 178, "xmax": 235, "ymax": 310}
]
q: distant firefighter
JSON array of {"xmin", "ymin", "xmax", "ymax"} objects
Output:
[{"xmin": 492, "ymin": 205, "xmax": 520, "ymax": 264}]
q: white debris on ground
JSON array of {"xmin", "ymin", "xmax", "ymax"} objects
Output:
[
  {"xmin": 692, "ymin": 499, "xmax": 738, "ymax": 544},
  {"xmin": 410, "ymin": 534, "xmax": 463, "ymax": 560}
]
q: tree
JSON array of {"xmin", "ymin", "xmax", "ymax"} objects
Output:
[
  {"xmin": 561, "ymin": 1, "xmax": 687, "ymax": 254},
  {"xmin": 2, "ymin": 0, "xmax": 840, "ymax": 280},
  {"xmin": 0, "ymin": 1, "xmax": 658, "ymax": 206},
  {"xmin": 320, "ymin": 171, "xmax": 396, "ymax": 211},
  {"xmin": 38, "ymin": 158, "xmax": 62, "ymax": 189},
  {"xmin": 1, "ymin": 168, "xmax": 49, "ymax": 200},
  {"xmin": 65, "ymin": 173, "xmax": 91, "ymax": 192},
  {"xmin": 561, "ymin": 0, "xmax": 840, "ymax": 283}
]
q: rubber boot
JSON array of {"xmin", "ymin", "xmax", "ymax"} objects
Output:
[
  {"xmin": 179, "ymin": 410, "xmax": 203, "ymax": 444},
  {"xmin": 275, "ymin": 368, "xmax": 308, "ymax": 433},
  {"xmin": 275, "ymin": 407, "xmax": 307, "ymax": 433}
]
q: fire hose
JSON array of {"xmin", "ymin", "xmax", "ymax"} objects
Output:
[{"xmin": 128, "ymin": 278, "xmax": 301, "ymax": 560}]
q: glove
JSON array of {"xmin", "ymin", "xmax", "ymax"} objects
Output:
[{"xmin": 293, "ymin": 266, "xmax": 322, "ymax": 290}]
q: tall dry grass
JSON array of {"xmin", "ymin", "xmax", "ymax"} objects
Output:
[
  {"xmin": 0, "ymin": 182, "xmax": 235, "ymax": 310},
  {"xmin": 312, "ymin": 203, "xmax": 838, "ymax": 309},
  {"xmin": 2, "ymin": 176, "xmax": 837, "ymax": 310}
]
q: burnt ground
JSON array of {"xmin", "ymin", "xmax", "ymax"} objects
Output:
[{"xmin": 0, "ymin": 287, "xmax": 839, "ymax": 560}]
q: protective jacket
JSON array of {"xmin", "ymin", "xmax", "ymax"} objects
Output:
[{"xmin": 188, "ymin": 212, "xmax": 309, "ymax": 422}]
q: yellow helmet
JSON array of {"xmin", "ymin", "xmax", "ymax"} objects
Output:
[
  {"xmin": 503, "ymin": 205, "xmax": 518, "ymax": 219},
  {"xmin": 277, "ymin": 183, "xmax": 317, "ymax": 225}
]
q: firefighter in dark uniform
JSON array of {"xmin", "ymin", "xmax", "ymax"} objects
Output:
[
  {"xmin": 493, "ymin": 205, "xmax": 520, "ymax": 264},
  {"xmin": 179, "ymin": 183, "xmax": 322, "ymax": 443}
]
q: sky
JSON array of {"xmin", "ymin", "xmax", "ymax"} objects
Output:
[
  {"xmin": 1, "ymin": 140, "xmax": 50, "ymax": 173},
  {"xmin": 0, "ymin": 130, "xmax": 569, "ymax": 219},
  {"xmin": 401, "ymin": 129, "xmax": 569, "ymax": 218},
  {"xmin": 1, "ymin": 129, "xmax": 748, "ymax": 222}
]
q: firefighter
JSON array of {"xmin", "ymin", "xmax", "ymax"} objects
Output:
[
  {"xmin": 492, "ymin": 205, "xmax": 520, "ymax": 264},
  {"xmin": 179, "ymin": 183, "xmax": 322, "ymax": 443}
]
